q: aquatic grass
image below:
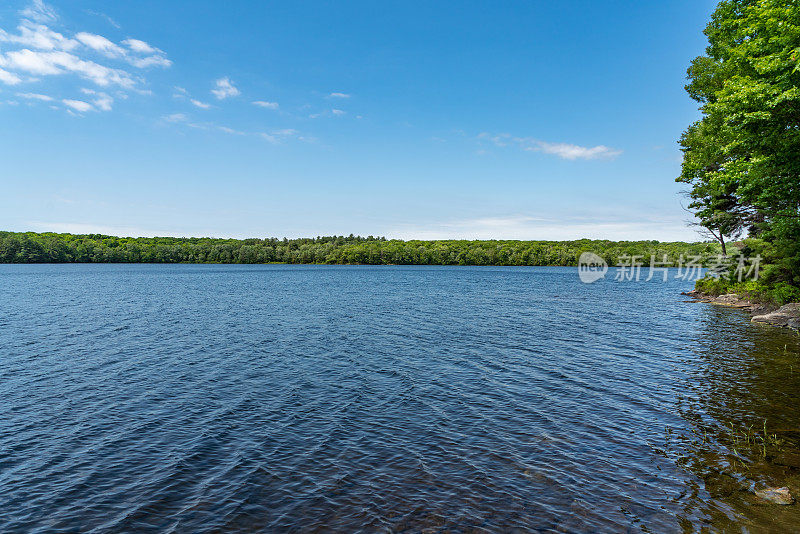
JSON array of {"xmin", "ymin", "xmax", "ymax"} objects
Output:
[{"xmin": 718, "ymin": 420, "xmax": 790, "ymax": 466}]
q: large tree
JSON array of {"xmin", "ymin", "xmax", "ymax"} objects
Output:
[{"xmin": 678, "ymin": 0, "xmax": 800, "ymax": 282}]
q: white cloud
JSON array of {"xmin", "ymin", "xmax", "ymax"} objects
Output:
[
  {"xmin": 122, "ymin": 38, "xmax": 156, "ymax": 54},
  {"xmin": 309, "ymin": 108, "xmax": 346, "ymax": 119},
  {"xmin": 1, "ymin": 49, "xmax": 137, "ymax": 86},
  {"xmin": 0, "ymin": 22, "xmax": 78, "ymax": 51},
  {"xmin": 62, "ymin": 98, "xmax": 92, "ymax": 112},
  {"xmin": 163, "ymin": 114, "xmax": 304, "ymax": 144},
  {"xmin": 20, "ymin": 0, "xmax": 57, "ymax": 24},
  {"xmin": 85, "ymin": 10, "xmax": 120, "ymax": 30},
  {"xmin": 218, "ymin": 125, "xmax": 244, "ymax": 135},
  {"xmin": 190, "ymin": 98, "xmax": 210, "ymax": 109},
  {"xmin": 0, "ymin": 68, "xmax": 22, "ymax": 85},
  {"xmin": 75, "ymin": 32, "xmax": 125, "ymax": 57},
  {"xmin": 252, "ymin": 100, "xmax": 278, "ymax": 109},
  {"xmin": 119, "ymin": 38, "xmax": 170, "ymax": 68},
  {"xmin": 73, "ymin": 32, "xmax": 170, "ymax": 68},
  {"xmin": 17, "ymin": 91, "xmax": 52, "ymax": 100},
  {"xmin": 93, "ymin": 93, "xmax": 112, "ymax": 110},
  {"xmin": 329, "ymin": 92, "xmax": 350, "ymax": 98},
  {"xmin": 535, "ymin": 141, "xmax": 622, "ymax": 160},
  {"xmin": 163, "ymin": 113, "xmax": 187, "ymax": 122},
  {"xmin": 128, "ymin": 54, "xmax": 171, "ymax": 68},
  {"xmin": 259, "ymin": 128, "xmax": 298, "ymax": 144},
  {"xmin": 478, "ymin": 133, "xmax": 622, "ymax": 160},
  {"xmin": 211, "ymin": 77, "xmax": 239, "ymax": 99},
  {"xmin": 81, "ymin": 88, "xmax": 112, "ymax": 111},
  {"xmin": 2, "ymin": 49, "xmax": 63, "ymax": 74},
  {"xmin": 0, "ymin": 0, "xmax": 170, "ymax": 103}
]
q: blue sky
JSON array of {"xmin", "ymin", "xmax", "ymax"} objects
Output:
[{"xmin": 0, "ymin": 0, "xmax": 717, "ymax": 241}]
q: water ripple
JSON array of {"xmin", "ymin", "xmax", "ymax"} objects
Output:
[{"xmin": 1, "ymin": 264, "xmax": 800, "ymax": 532}]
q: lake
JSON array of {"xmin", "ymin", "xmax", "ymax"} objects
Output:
[{"xmin": 1, "ymin": 264, "xmax": 799, "ymax": 532}]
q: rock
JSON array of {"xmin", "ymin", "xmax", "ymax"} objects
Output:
[
  {"xmin": 789, "ymin": 318, "xmax": 800, "ymax": 331},
  {"xmin": 754, "ymin": 486, "xmax": 795, "ymax": 505},
  {"xmin": 752, "ymin": 303, "xmax": 800, "ymax": 327},
  {"xmin": 707, "ymin": 293, "xmax": 753, "ymax": 309}
]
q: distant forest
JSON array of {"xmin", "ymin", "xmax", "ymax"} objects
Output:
[{"xmin": 0, "ymin": 231, "xmax": 721, "ymax": 266}]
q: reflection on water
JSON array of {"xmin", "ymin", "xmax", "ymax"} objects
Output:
[
  {"xmin": 0, "ymin": 264, "xmax": 798, "ymax": 532},
  {"xmin": 674, "ymin": 305, "xmax": 800, "ymax": 530}
]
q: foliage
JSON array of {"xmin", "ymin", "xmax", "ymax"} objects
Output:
[
  {"xmin": 0, "ymin": 231, "xmax": 721, "ymax": 267},
  {"xmin": 696, "ymin": 267, "xmax": 800, "ymax": 305},
  {"xmin": 678, "ymin": 0, "xmax": 800, "ymax": 289}
]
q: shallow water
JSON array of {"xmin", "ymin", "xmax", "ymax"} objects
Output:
[{"xmin": 1, "ymin": 264, "xmax": 799, "ymax": 532}]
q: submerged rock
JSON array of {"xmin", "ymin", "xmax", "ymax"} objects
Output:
[
  {"xmin": 754, "ymin": 486, "xmax": 795, "ymax": 505},
  {"xmin": 752, "ymin": 303, "xmax": 800, "ymax": 327}
]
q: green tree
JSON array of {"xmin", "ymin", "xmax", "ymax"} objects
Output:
[{"xmin": 678, "ymin": 0, "xmax": 800, "ymax": 281}]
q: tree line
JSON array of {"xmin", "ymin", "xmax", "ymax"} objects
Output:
[
  {"xmin": 678, "ymin": 0, "xmax": 800, "ymax": 298},
  {"xmin": 0, "ymin": 231, "xmax": 721, "ymax": 267}
]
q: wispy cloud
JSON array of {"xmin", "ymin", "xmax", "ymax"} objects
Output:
[
  {"xmin": 163, "ymin": 112, "xmax": 187, "ymax": 122},
  {"xmin": 122, "ymin": 39, "xmax": 156, "ymax": 54},
  {"xmin": 328, "ymin": 92, "xmax": 350, "ymax": 98},
  {"xmin": 163, "ymin": 112, "xmax": 304, "ymax": 143},
  {"xmin": 310, "ymin": 108, "xmax": 347, "ymax": 119},
  {"xmin": 62, "ymin": 98, "xmax": 92, "ymax": 112},
  {"xmin": 73, "ymin": 32, "xmax": 170, "ymax": 68},
  {"xmin": 0, "ymin": 69, "xmax": 22, "ymax": 85},
  {"xmin": 536, "ymin": 141, "xmax": 622, "ymax": 160},
  {"xmin": 258, "ymin": 129, "xmax": 299, "ymax": 144},
  {"xmin": 81, "ymin": 88, "xmax": 112, "ymax": 111},
  {"xmin": 75, "ymin": 32, "xmax": 125, "ymax": 58},
  {"xmin": 211, "ymin": 77, "xmax": 239, "ymax": 99},
  {"xmin": 478, "ymin": 133, "xmax": 622, "ymax": 160},
  {"xmin": 388, "ymin": 214, "xmax": 700, "ymax": 241},
  {"xmin": 0, "ymin": 49, "xmax": 137, "ymax": 87},
  {"xmin": 0, "ymin": 0, "xmax": 170, "ymax": 114},
  {"xmin": 85, "ymin": 10, "xmax": 121, "ymax": 30},
  {"xmin": 0, "ymin": 23, "xmax": 78, "ymax": 51},
  {"xmin": 172, "ymin": 87, "xmax": 212, "ymax": 110},
  {"xmin": 17, "ymin": 91, "xmax": 52, "ymax": 101},
  {"xmin": 217, "ymin": 125, "xmax": 244, "ymax": 135},
  {"xmin": 162, "ymin": 108, "xmax": 311, "ymax": 146},
  {"xmin": 20, "ymin": 0, "xmax": 57, "ymax": 24},
  {"xmin": 252, "ymin": 100, "xmax": 278, "ymax": 109}
]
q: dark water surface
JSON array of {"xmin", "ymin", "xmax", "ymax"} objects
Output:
[{"xmin": 2, "ymin": 265, "xmax": 799, "ymax": 532}]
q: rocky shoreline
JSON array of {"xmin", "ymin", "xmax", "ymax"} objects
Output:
[{"xmin": 682, "ymin": 290, "xmax": 800, "ymax": 332}]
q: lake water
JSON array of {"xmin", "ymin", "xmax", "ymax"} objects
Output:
[{"xmin": 1, "ymin": 264, "xmax": 799, "ymax": 532}]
